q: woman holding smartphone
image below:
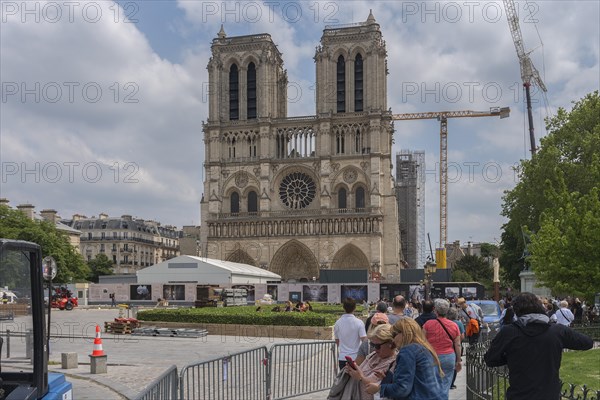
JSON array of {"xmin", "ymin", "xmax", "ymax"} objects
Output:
[
  {"xmin": 366, "ymin": 318, "xmax": 445, "ymax": 400},
  {"xmin": 344, "ymin": 324, "xmax": 397, "ymax": 400}
]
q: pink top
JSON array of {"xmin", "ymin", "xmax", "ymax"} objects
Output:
[
  {"xmin": 358, "ymin": 351, "xmax": 396, "ymax": 400},
  {"xmin": 423, "ymin": 317, "xmax": 460, "ymax": 355}
]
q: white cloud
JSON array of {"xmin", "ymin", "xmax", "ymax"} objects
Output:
[{"xmin": 1, "ymin": 0, "xmax": 597, "ymax": 250}]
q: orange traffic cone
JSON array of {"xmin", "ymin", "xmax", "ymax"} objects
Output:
[{"xmin": 90, "ymin": 324, "xmax": 105, "ymax": 357}]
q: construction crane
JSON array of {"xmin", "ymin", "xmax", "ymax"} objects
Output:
[
  {"xmin": 392, "ymin": 107, "xmax": 510, "ymax": 250},
  {"xmin": 503, "ymin": 0, "xmax": 547, "ymax": 157}
]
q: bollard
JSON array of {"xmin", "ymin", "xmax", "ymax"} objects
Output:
[
  {"xmin": 61, "ymin": 352, "xmax": 78, "ymax": 369},
  {"xmin": 89, "ymin": 355, "xmax": 107, "ymax": 374},
  {"xmin": 25, "ymin": 328, "xmax": 33, "ymax": 361},
  {"xmin": 6, "ymin": 329, "xmax": 10, "ymax": 358}
]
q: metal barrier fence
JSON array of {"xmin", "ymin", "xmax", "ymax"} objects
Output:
[
  {"xmin": 133, "ymin": 365, "xmax": 178, "ymax": 400},
  {"xmin": 177, "ymin": 341, "xmax": 337, "ymax": 400},
  {"xmin": 269, "ymin": 341, "xmax": 338, "ymax": 400},
  {"xmin": 179, "ymin": 346, "xmax": 269, "ymax": 400},
  {"xmin": 572, "ymin": 324, "xmax": 600, "ymax": 341},
  {"xmin": 466, "ymin": 338, "xmax": 600, "ymax": 400}
]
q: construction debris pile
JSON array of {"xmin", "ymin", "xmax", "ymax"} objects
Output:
[{"xmin": 104, "ymin": 318, "xmax": 140, "ymax": 334}]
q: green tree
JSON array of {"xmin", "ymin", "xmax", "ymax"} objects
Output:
[
  {"xmin": 87, "ymin": 254, "xmax": 114, "ymax": 283},
  {"xmin": 529, "ymin": 184, "xmax": 600, "ymax": 302},
  {"xmin": 452, "ymin": 254, "xmax": 493, "ymax": 286},
  {"xmin": 451, "ymin": 269, "xmax": 473, "ymax": 283},
  {"xmin": 0, "ymin": 205, "xmax": 89, "ymax": 283},
  {"xmin": 480, "ymin": 243, "xmax": 499, "ymax": 258},
  {"xmin": 500, "ymin": 91, "xmax": 600, "ymax": 294}
]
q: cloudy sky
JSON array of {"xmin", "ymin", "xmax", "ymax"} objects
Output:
[{"xmin": 2, "ymin": 1, "xmax": 599, "ymax": 258}]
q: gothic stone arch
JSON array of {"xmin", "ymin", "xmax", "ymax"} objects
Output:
[
  {"xmin": 270, "ymin": 240, "xmax": 319, "ymax": 281},
  {"xmin": 331, "ymin": 244, "xmax": 369, "ymax": 270},
  {"xmin": 226, "ymin": 249, "xmax": 257, "ymax": 267}
]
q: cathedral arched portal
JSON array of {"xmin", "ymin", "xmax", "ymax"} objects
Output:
[
  {"xmin": 270, "ymin": 240, "xmax": 319, "ymax": 281},
  {"xmin": 331, "ymin": 244, "xmax": 369, "ymax": 270},
  {"xmin": 226, "ymin": 249, "xmax": 257, "ymax": 267}
]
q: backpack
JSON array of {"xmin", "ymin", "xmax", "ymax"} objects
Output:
[{"xmin": 466, "ymin": 318, "xmax": 480, "ymax": 336}]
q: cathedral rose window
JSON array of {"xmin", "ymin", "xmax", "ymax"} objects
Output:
[{"xmin": 279, "ymin": 172, "xmax": 316, "ymax": 209}]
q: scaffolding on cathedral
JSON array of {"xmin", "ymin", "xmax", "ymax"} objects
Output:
[{"xmin": 395, "ymin": 150, "xmax": 425, "ymax": 269}]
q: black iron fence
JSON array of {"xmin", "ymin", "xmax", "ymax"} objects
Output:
[{"xmin": 466, "ymin": 325, "xmax": 600, "ymax": 400}]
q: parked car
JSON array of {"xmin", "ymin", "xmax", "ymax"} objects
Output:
[{"xmin": 468, "ymin": 300, "xmax": 502, "ymax": 339}]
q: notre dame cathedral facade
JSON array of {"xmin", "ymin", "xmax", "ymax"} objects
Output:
[{"xmin": 200, "ymin": 12, "xmax": 402, "ymax": 282}]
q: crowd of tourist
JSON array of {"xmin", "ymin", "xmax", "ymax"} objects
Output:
[{"xmin": 331, "ymin": 293, "xmax": 594, "ymax": 400}]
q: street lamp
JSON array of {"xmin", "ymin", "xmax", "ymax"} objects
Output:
[{"xmin": 424, "ymin": 261, "xmax": 437, "ymax": 300}]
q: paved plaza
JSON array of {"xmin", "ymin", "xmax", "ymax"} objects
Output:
[{"xmin": 2, "ymin": 308, "xmax": 467, "ymax": 399}]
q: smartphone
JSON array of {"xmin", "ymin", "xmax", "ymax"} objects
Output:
[{"xmin": 345, "ymin": 355, "xmax": 357, "ymax": 369}]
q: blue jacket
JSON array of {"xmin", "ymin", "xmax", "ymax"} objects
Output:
[{"xmin": 380, "ymin": 343, "xmax": 445, "ymax": 400}]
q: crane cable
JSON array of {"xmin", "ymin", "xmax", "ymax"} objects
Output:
[{"xmin": 525, "ymin": 1, "xmax": 553, "ymax": 125}]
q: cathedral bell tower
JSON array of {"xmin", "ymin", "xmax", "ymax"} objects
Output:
[{"xmin": 315, "ymin": 10, "xmax": 388, "ymax": 115}]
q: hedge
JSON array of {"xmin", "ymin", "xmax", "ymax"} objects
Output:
[{"xmin": 137, "ymin": 304, "xmax": 360, "ymax": 327}]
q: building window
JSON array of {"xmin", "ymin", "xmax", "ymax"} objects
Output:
[
  {"xmin": 100, "ymin": 244, "xmax": 105, "ymax": 252},
  {"xmin": 230, "ymin": 192, "xmax": 240, "ymax": 214},
  {"xmin": 355, "ymin": 130, "xmax": 362, "ymax": 153},
  {"xmin": 113, "ymin": 232, "xmax": 117, "ymax": 239},
  {"xmin": 356, "ymin": 187, "xmax": 366, "ymax": 210},
  {"xmin": 279, "ymin": 172, "xmax": 316, "ymax": 209},
  {"xmin": 229, "ymin": 138, "xmax": 236, "ymax": 159},
  {"xmin": 248, "ymin": 190, "xmax": 258, "ymax": 214},
  {"xmin": 354, "ymin": 54, "xmax": 363, "ymax": 112},
  {"xmin": 336, "ymin": 132, "xmax": 345, "ymax": 154},
  {"xmin": 101, "ymin": 232, "xmax": 105, "ymax": 239},
  {"xmin": 88, "ymin": 232, "xmax": 92, "ymax": 240},
  {"xmin": 338, "ymin": 187, "xmax": 347, "ymax": 209},
  {"xmin": 336, "ymin": 55, "xmax": 345, "ymax": 113},
  {"xmin": 247, "ymin": 62, "xmax": 257, "ymax": 119},
  {"xmin": 229, "ymin": 64, "xmax": 239, "ymax": 120}
]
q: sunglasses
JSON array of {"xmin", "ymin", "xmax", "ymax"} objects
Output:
[{"xmin": 370, "ymin": 341, "xmax": 390, "ymax": 350}]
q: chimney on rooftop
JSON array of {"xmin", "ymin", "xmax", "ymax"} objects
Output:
[
  {"xmin": 40, "ymin": 209, "xmax": 58, "ymax": 223},
  {"xmin": 17, "ymin": 204, "xmax": 35, "ymax": 220}
]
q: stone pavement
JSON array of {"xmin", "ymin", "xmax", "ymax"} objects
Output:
[{"xmin": 2, "ymin": 308, "xmax": 468, "ymax": 399}]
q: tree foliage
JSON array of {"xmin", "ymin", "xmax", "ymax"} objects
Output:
[
  {"xmin": 451, "ymin": 269, "xmax": 474, "ymax": 283},
  {"xmin": 87, "ymin": 254, "xmax": 114, "ymax": 283},
  {"xmin": 452, "ymin": 254, "xmax": 492, "ymax": 286},
  {"xmin": 480, "ymin": 243, "xmax": 499, "ymax": 258},
  {"xmin": 500, "ymin": 91, "xmax": 600, "ymax": 298},
  {"xmin": 0, "ymin": 205, "xmax": 89, "ymax": 283}
]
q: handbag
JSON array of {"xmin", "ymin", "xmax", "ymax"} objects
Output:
[{"xmin": 327, "ymin": 367, "xmax": 363, "ymax": 400}]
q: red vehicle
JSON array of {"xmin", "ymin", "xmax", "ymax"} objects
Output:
[{"xmin": 50, "ymin": 286, "xmax": 78, "ymax": 310}]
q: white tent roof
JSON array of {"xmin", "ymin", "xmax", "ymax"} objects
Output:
[
  {"xmin": 189, "ymin": 256, "xmax": 281, "ymax": 278},
  {"xmin": 136, "ymin": 255, "xmax": 281, "ymax": 283}
]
